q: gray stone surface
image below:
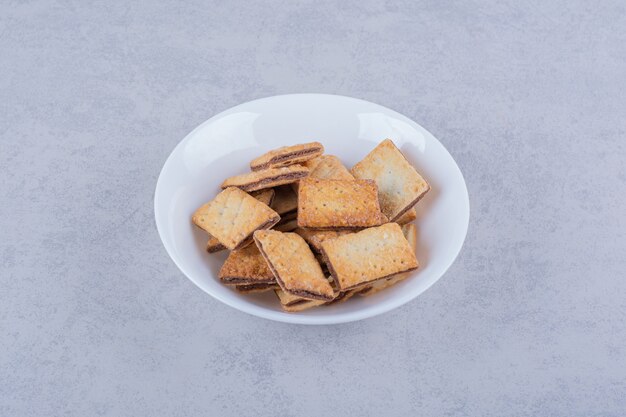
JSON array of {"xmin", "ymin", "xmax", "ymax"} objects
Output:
[{"xmin": 1, "ymin": 0, "xmax": 625, "ymax": 415}]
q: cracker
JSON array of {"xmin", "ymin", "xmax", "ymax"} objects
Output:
[
  {"xmin": 218, "ymin": 243, "xmax": 276, "ymax": 285},
  {"xmin": 350, "ymin": 139, "xmax": 429, "ymax": 222},
  {"xmin": 304, "ymin": 155, "xmax": 354, "ymax": 180},
  {"xmin": 271, "ymin": 185, "xmax": 298, "ymax": 216},
  {"xmin": 320, "ymin": 222, "xmax": 418, "ymax": 290},
  {"xmin": 395, "ymin": 207, "xmax": 417, "ymax": 225},
  {"xmin": 250, "ymin": 142, "xmax": 324, "ymax": 171},
  {"xmin": 235, "ymin": 283, "xmax": 278, "ymax": 294},
  {"xmin": 297, "ymin": 178, "xmax": 385, "ymax": 229},
  {"xmin": 359, "ymin": 223, "xmax": 418, "ymax": 296},
  {"xmin": 192, "ymin": 187, "xmax": 280, "ymax": 250},
  {"xmin": 205, "ymin": 189, "xmax": 275, "ymax": 253},
  {"xmin": 253, "ymin": 230, "xmax": 334, "ymax": 301},
  {"xmin": 293, "ymin": 155, "xmax": 353, "ymax": 193},
  {"xmin": 294, "ymin": 228, "xmax": 352, "ymax": 253},
  {"xmin": 274, "ymin": 289, "xmax": 327, "ymax": 312},
  {"xmin": 221, "ymin": 165, "xmax": 309, "ymax": 192},
  {"xmin": 277, "ymin": 274, "xmax": 351, "ymax": 306}
]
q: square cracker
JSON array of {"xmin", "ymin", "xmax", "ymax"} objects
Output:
[
  {"xmin": 274, "ymin": 289, "xmax": 327, "ymax": 312},
  {"xmin": 218, "ymin": 243, "xmax": 276, "ymax": 285},
  {"xmin": 358, "ymin": 223, "xmax": 418, "ymax": 296},
  {"xmin": 192, "ymin": 187, "xmax": 280, "ymax": 250},
  {"xmin": 221, "ymin": 165, "xmax": 309, "ymax": 192},
  {"xmin": 250, "ymin": 142, "xmax": 324, "ymax": 171},
  {"xmin": 304, "ymin": 155, "xmax": 354, "ymax": 180},
  {"xmin": 206, "ymin": 189, "xmax": 275, "ymax": 253},
  {"xmin": 395, "ymin": 207, "xmax": 417, "ymax": 225},
  {"xmin": 350, "ymin": 139, "xmax": 430, "ymax": 222},
  {"xmin": 320, "ymin": 222, "xmax": 418, "ymax": 291},
  {"xmin": 294, "ymin": 228, "xmax": 352, "ymax": 253},
  {"xmin": 292, "ymin": 155, "xmax": 353, "ymax": 193},
  {"xmin": 253, "ymin": 230, "xmax": 334, "ymax": 301},
  {"xmin": 297, "ymin": 178, "xmax": 385, "ymax": 229}
]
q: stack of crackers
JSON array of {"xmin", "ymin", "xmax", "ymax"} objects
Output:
[{"xmin": 192, "ymin": 139, "xmax": 430, "ymax": 312}]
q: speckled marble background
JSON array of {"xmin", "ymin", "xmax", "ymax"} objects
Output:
[{"xmin": 1, "ymin": 1, "xmax": 625, "ymax": 416}]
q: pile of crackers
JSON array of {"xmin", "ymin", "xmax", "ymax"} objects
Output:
[{"xmin": 192, "ymin": 139, "xmax": 430, "ymax": 312}]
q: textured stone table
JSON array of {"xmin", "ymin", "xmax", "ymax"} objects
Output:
[{"xmin": 2, "ymin": 1, "xmax": 625, "ymax": 416}]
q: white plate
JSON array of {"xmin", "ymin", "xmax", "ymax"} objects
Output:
[{"xmin": 154, "ymin": 94, "xmax": 469, "ymax": 325}]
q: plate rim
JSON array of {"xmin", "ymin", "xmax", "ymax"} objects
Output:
[{"xmin": 154, "ymin": 93, "xmax": 470, "ymax": 325}]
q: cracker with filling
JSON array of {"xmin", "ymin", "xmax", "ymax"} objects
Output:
[
  {"xmin": 218, "ymin": 243, "xmax": 277, "ymax": 285},
  {"xmin": 304, "ymin": 154, "xmax": 354, "ymax": 180},
  {"xmin": 221, "ymin": 166, "xmax": 309, "ymax": 192},
  {"xmin": 320, "ymin": 222, "xmax": 418, "ymax": 291},
  {"xmin": 297, "ymin": 178, "xmax": 384, "ymax": 229},
  {"xmin": 192, "ymin": 187, "xmax": 280, "ymax": 250},
  {"xmin": 253, "ymin": 230, "xmax": 334, "ymax": 301},
  {"xmin": 359, "ymin": 223, "xmax": 418, "ymax": 296},
  {"xmin": 292, "ymin": 155, "xmax": 353, "ymax": 193},
  {"xmin": 350, "ymin": 139, "xmax": 429, "ymax": 222},
  {"xmin": 206, "ymin": 189, "xmax": 275, "ymax": 253},
  {"xmin": 274, "ymin": 289, "xmax": 327, "ymax": 312},
  {"xmin": 250, "ymin": 142, "xmax": 324, "ymax": 171}
]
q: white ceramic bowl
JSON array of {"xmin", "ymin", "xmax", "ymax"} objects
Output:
[{"xmin": 155, "ymin": 94, "xmax": 469, "ymax": 324}]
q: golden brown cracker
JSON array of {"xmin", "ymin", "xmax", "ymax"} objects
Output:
[
  {"xmin": 253, "ymin": 230, "xmax": 334, "ymax": 301},
  {"xmin": 221, "ymin": 165, "xmax": 310, "ymax": 192},
  {"xmin": 250, "ymin": 142, "xmax": 324, "ymax": 171},
  {"xmin": 359, "ymin": 223, "xmax": 418, "ymax": 296},
  {"xmin": 304, "ymin": 155, "xmax": 354, "ymax": 180},
  {"xmin": 218, "ymin": 243, "xmax": 276, "ymax": 285},
  {"xmin": 274, "ymin": 289, "xmax": 327, "ymax": 312},
  {"xmin": 350, "ymin": 139, "xmax": 429, "ymax": 222},
  {"xmin": 293, "ymin": 155, "xmax": 353, "ymax": 193},
  {"xmin": 205, "ymin": 189, "xmax": 275, "ymax": 253},
  {"xmin": 297, "ymin": 178, "xmax": 384, "ymax": 229},
  {"xmin": 192, "ymin": 187, "xmax": 280, "ymax": 250},
  {"xmin": 320, "ymin": 222, "xmax": 418, "ymax": 290}
]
